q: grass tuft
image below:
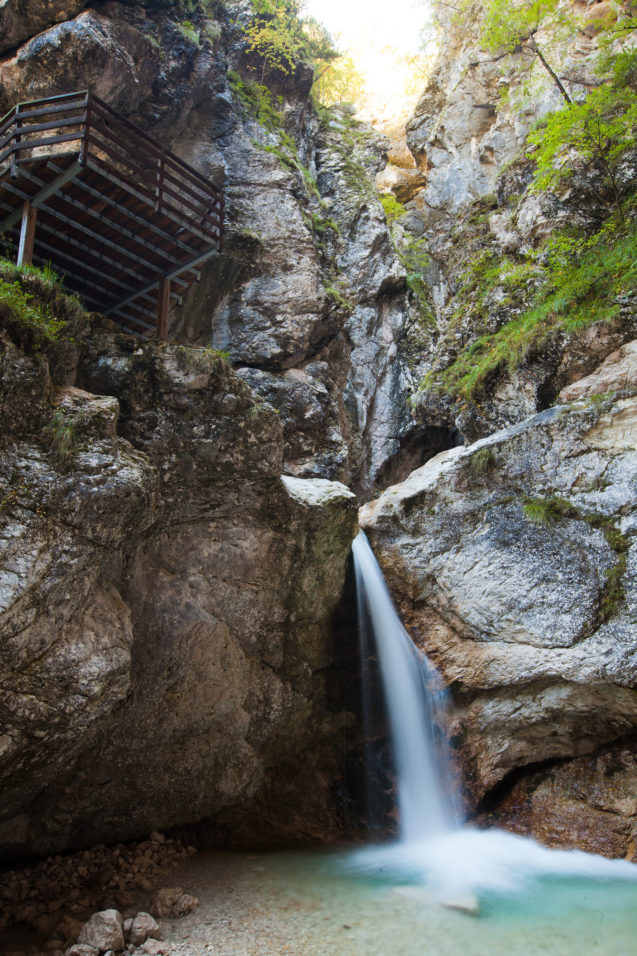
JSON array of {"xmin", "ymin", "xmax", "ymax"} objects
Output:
[
  {"xmin": 45, "ymin": 409, "xmax": 77, "ymax": 472},
  {"xmin": 470, "ymin": 447, "xmax": 497, "ymax": 475}
]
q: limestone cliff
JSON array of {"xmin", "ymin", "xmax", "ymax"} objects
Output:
[
  {"xmin": 0, "ymin": 0, "xmax": 432, "ymax": 496},
  {"xmin": 1, "ymin": 0, "xmax": 636, "ymax": 868},
  {"xmin": 385, "ymin": 0, "xmax": 636, "ymax": 443},
  {"xmin": 361, "ymin": 0, "xmax": 637, "ymax": 857},
  {"xmin": 0, "ymin": 276, "xmax": 359, "ymax": 860},
  {"xmin": 361, "ymin": 381, "xmax": 637, "ymax": 857}
]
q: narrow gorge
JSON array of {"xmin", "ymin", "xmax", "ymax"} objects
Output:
[{"xmin": 0, "ymin": 0, "xmax": 636, "ymax": 953}]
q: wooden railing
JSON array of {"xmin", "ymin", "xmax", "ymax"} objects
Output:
[{"xmin": 0, "ymin": 90, "xmax": 224, "ymax": 246}]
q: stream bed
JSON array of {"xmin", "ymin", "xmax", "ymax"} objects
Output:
[{"xmin": 163, "ymin": 847, "xmax": 637, "ymax": 956}]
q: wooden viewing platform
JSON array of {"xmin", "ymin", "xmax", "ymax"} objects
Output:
[{"xmin": 0, "ymin": 90, "xmax": 224, "ymax": 337}]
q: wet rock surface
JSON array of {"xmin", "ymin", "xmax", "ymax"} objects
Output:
[
  {"xmin": 485, "ymin": 741, "xmax": 637, "ymax": 860},
  {"xmin": 0, "ymin": 315, "xmax": 360, "ymax": 861},
  {"xmin": 361, "ymin": 391, "xmax": 637, "ymax": 855}
]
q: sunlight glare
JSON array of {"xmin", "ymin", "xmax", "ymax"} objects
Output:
[{"xmin": 303, "ymin": 0, "xmax": 434, "ymax": 123}]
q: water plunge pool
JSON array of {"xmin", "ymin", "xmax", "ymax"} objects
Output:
[{"xmin": 162, "ymin": 847, "xmax": 637, "ymax": 956}]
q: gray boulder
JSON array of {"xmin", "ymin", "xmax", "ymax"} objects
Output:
[
  {"xmin": 362, "ymin": 393, "xmax": 637, "ymax": 854},
  {"xmin": 77, "ymin": 910, "xmax": 124, "ymax": 953}
]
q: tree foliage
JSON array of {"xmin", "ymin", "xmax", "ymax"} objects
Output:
[
  {"xmin": 529, "ymin": 14, "xmax": 637, "ymax": 215},
  {"xmin": 312, "ymin": 53, "xmax": 364, "ymax": 106},
  {"xmin": 476, "ymin": 0, "xmax": 577, "ymax": 103},
  {"xmin": 245, "ymin": 0, "xmax": 337, "ymax": 78}
]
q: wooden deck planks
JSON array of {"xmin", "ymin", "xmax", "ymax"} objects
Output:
[{"xmin": 0, "ymin": 91, "xmax": 223, "ymax": 337}]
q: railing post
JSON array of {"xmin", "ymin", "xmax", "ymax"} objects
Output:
[
  {"xmin": 17, "ymin": 200, "xmax": 37, "ymax": 266},
  {"xmin": 80, "ymin": 94, "xmax": 91, "ymax": 166},
  {"xmin": 156, "ymin": 276, "xmax": 170, "ymax": 339},
  {"xmin": 11, "ymin": 106, "xmax": 21, "ymax": 178},
  {"xmin": 155, "ymin": 156, "xmax": 164, "ymax": 214}
]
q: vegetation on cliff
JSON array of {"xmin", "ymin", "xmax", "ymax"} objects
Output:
[
  {"xmin": 0, "ymin": 259, "xmax": 86, "ymax": 343},
  {"xmin": 416, "ymin": 4, "xmax": 637, "ymax": 405}
]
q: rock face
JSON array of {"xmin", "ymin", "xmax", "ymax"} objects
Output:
[
  {"xmin": 361, "ymin": 389, "xmax": 637, "ymax": 855},
  {"xmin": 0, "ymin": 309, "xmax": 359, "ymax": 860},
  {"xmin": 405, "ymin": 0, "xmax": 604, "ymax": 231},
  {"xmin": 386, "ymin": 1, "xmax": 637, "ymax": 446},
  {"xmin": 0, "ymin": 0, "xmax": 89, "ymax": 56},
  {"xmin": 0, "ymin": 0, "xmax": 426, "ymax": 496},
  {"xmin": 490, "ymin": 743, "xmax": 637, "ymax": 860},
  {"xmin": 1, "ymin": 0, "xmax": 636, "ymax": 869},
  {"xmin": 559, "ymin": 340, "xmax": 637, "ymax": 402}
]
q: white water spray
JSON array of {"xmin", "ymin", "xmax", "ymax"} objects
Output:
[
  {"xmin": 353, "ymin": 530, "xmax": 455, "ymax": 842},
  {"xmin": 351, "ymin": 530, "xmax": 637, "ymax": 899}
]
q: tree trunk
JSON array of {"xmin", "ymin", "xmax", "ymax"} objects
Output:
[{"xmin": 526, "ymin": 35, "xmax": 572, "ymax": 105}]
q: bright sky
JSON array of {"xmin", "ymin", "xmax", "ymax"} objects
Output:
[
  {"xmin": 302, "ymin": 0, "xmax": 429, "ymax": 55},
  {"xmin": 302, "ymin": 0, "xmax": 434, "ymax": 123}
]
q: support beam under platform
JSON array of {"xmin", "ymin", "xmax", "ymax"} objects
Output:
[
  {"xmin": 17, "ymin": 200, "xmax": 37, "ymax": 265},
  {"xmin": 0, "ymin": 91, "xmax": 224, "ymax": 335},
  {"xmin": 156, "ymin": 276, "xmax": 171, "ymax": 339}
]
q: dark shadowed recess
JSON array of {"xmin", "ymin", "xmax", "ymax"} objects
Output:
[
  {"xmin": 169, "ymin": 558, "xmax": 373, "ymax": 853},
  {"xmin": 372, "ymin": 425, "xmax": 464, "ymax": 496}
]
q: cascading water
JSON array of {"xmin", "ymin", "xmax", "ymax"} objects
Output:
[
  {"xmin": 353, "ymin": 530, "xmax": 456, "ymax": 843},
  {"xmin": 351, "ymin": 530, "xmax": 637, "ymax": 903}
]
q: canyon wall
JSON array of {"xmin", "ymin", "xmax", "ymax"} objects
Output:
[
  {"xmin": 363, "ymin": 0, "xmax": 637, "ymax": 856},
  {"xmin": 0, "ymin": 0, "xmax": 636, "ymax": 864}
]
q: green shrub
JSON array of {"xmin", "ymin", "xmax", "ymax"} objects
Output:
[
  {"xmin": 0, "ymin": 275, "xmax": 66, "ymax": 340},
  {"xmin": 601, "ymin": 555, "xmax": 627, "ymax": 622},
  {"xmin": 325, "ymin": 284, "xmax": 353, "ymax": 312},
  {"xmin": 380, "ymin": 192, "xmax": 407, "ymax": 225},
  {"xmin": 424, "ymin": 218, "xmax": 637, "ymax": 401},
  {"xmin": 228, "ymin": 71, "xmax": 283, "ymax": 131},
  {"xmin": 177, "ymin": 20, "xmax": 200, "ymax": 45},
  {"xmin": 175, "ymin": 345, "xmax": 230, "ymax": 372},
  {"xmin": 522, "ymin": 496, "xmax": 575, "ymax": 525}
]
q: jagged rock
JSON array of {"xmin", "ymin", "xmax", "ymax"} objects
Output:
[
  {"xmin": 128, "ymin": 913, "xmax": 160, "ymax": 946},
  {"xmin": 489, "ymin": 742, "xmax": 637, "ymax": 858},
  {"xmin": 387, "ymin": 4, "xmax": 637, "ymax": 448},
  {"xmin": 405, "ymin": 3, "xmax": 603, "ymax": 229},
  {"xmin": 376, "ymin": 163, "xmax": 427, "ymax": 204},
  {"xmin": 0, "ymin": 334, "xmax": 52, "ymax": 440},
  {"xmin": 77, "ymin": 910, "xmax": 124, "ymax": 952},
  {"xmin": 55, "ymin": 387, "xmax": 120, "ymax": 438},
  {"xmin": 361, "ymin": 394, "xmax": 637, "ymax": 851},
  {"xmin": 64, "ymin": 946, "xmax": 98, "ymax": 956},
  {"xmin": 0, "ymin": 326, "xmax": 359, "ymax": 860},
  {"xmin": 0, "ymin": 9, "xmax": 180, "ymax": 118},
  {"xmin": 559, "ymin": 340, "xmax": 637, "ymax": 402},
  {"xmin": 149, "ymin": 889, "xmax": 197, "ymax": 920},
  {"xmin": 0, "ymin": 1, "xmax": 418, "ymax": 493},
  {"xmin": 0, "ymin": 0, "xmax": 89, "ymax": 56},
  {"xmin": 0, "ymin": 0, "xmax": 633, "ymax": 877}
]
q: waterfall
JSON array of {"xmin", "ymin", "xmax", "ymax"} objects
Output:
[
  {"xmin": 350, "ymin": 530, "xmax": 637, "ymax": 901},
  {"xmin": 353, "ymin": 531, "xmax": 456, "ymax": 842}
]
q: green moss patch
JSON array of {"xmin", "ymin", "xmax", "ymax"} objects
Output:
[{"xmin": 423, "ymin": 217, "xmax": 637, "ymax": 401}]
